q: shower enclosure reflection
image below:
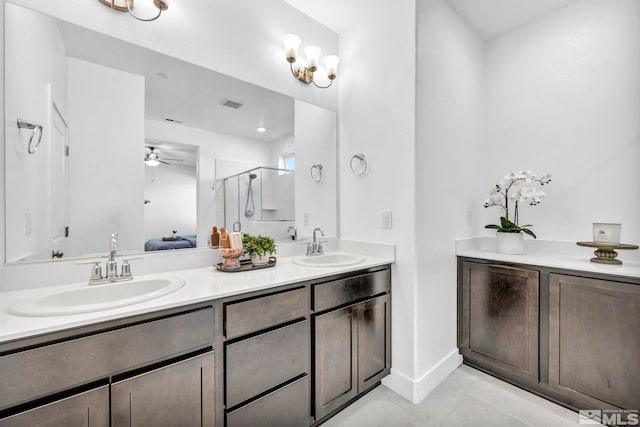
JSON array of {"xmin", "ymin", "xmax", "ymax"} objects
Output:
[{"xmin": 224, "ymin": 167, "xmax": 295, "ymax": 241}]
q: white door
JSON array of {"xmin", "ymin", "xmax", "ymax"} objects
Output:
[{"xmin": 51, "ymin": 102, "xmax": 69, "ymax": 258}]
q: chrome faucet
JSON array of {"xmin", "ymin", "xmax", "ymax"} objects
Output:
[
  {"xmin": 306, "ymin": 227, "xmax": 325, "ymax": 256},
  {"xmin": 88, "ymin": 232, "xmax": 134, "ymax": 285}
]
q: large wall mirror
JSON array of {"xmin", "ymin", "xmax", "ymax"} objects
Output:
[{"xmin": 5, "ymin": 2, "xmax": 337, "ymax": 263}]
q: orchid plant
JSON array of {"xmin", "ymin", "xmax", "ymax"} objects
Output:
[{"xmin": 484, "ymin": 169, "xmax": 552, "ymax": 238}]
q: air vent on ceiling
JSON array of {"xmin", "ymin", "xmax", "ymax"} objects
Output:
[{"xmin": 222, "ymin": 99, "xmax": 243, "ymax": 109}]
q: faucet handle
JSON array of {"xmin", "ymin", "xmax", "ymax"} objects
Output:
[
  {"xmin": 121, "ymin": 260, "xmax": 132, "ymax": 278},
  {"xmin": 90, "ymin": 262, "xmax": 103, "ymax": 281}
]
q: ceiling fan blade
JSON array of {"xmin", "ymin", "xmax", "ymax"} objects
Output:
[
  {"xmin": 160, "ymin": 158, "xmax": 183, "ymax": 162},
  {"xmin": 158, "ymin": 160, "xmax": 171, "ymax": 165}
]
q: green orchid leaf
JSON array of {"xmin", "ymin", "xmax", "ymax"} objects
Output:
[{"xmin": 521, "ymin": 228, "xmax": 537, "ymax": 239}]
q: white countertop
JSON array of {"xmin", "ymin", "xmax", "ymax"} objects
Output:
[
  {"xmin": 456, "ymin": 237, "xmax": 640, "ymax": 279},
  {"xmin": 0, "ymin": 250, "xmax": 394, "ymax": 345}
]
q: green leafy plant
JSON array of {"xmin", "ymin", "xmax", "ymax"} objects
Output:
[
  {"xmin": 242, "ymin": 234, "xmax": 276, "ymax": 257},
  {"xmin": 484, "ymin": 169, "xmax": 552, "ymax": 239}
]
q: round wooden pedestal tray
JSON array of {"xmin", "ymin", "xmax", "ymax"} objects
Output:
[{"xmin": 576, "ymin": 241, "xmax": 639, "ymax": 265}]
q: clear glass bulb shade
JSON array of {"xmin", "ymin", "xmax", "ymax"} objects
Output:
[
  {"xmin": 323, "ymin": 55, "xmax": 340, "ymax": 79},
  {"xmin": 304, "ymin": 45, "xmax": 322, "ymax": 72},
  {"xmin": 282, "ymin": 34, "xmax": 302, "ymax": 63}
]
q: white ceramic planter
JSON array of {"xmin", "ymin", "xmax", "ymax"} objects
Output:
[
  {"xmin": 250, "ymin": 254, "xmax": 270, "ymax": 265},
  {"xmin": 496, "ymin": 231, "xmax": 524, "ymax": 255}
]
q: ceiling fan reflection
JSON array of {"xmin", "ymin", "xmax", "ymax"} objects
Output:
[{"xmin": 144, "ymin": 146, "xmax": 183, "ymax": 167}]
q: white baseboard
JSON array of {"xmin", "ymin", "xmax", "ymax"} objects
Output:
[{"xmin": 382, "ymin": 349, "xmax": 463, "ymax": 404}]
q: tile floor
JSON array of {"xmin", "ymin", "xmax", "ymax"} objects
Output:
[{"xmin": 324, "ymin": 364, "xmax": 586, "ymax": 427}]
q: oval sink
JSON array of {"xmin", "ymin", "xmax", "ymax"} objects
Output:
[
  {"xmin": 291, "ymin": 253, "xmax": 364, "ymax": 268},
  {"xmin": 8, "ymin": 277, "xmax": 185, "ymax": 317}
]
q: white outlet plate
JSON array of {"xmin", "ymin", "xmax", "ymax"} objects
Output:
[
  {"xmin": 382, "ymin": 211, "xmax": 392, "ymax": 229},
  {"xmin": 303, "ymin": 212, "xmax": 309, "ymax": 226}
]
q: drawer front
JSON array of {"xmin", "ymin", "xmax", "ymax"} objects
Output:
[
  {"xmin": 0, "ymin": 307, "xmax": 214, "ymax": 410},
  {"xmin": 314, "ymin": 269, "xmax": 390, "ymax": 312},
  {"xmin": 225, "ymin": 287, "xmax": 308, "ymax": 339},
  {"xmin": 226, "ymin": 319, "xmax": 309, "ymax": 408},
  {"xmin": 0, "ymin": 385, "xmax": 109, "ymax": 427},
  {"xmin": 226, "ymin": 375, "xmax": 309, "ymax": 427}
]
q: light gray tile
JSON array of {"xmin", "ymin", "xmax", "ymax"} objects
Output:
[{"xmin": 329, "ymin": 366, "xmax": 577, "ymax": 427}]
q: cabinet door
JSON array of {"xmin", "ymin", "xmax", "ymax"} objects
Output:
[
  {"xmin": 314, "ymin": 305, "xmax": 358, "ymax": 420},
  {"xmin": 460, "ymin": 262, "xmax": 539, "ymax": 383},
  {"xmin": 112, "ymin": 352, "xmax": 215, "ymax": 427},
  {"xmin": 0, "ymin": 386, "xmax": 108, "ymax": 427},
  {"xmin": 358, "ymin": 294, "xmax": 391, "ymax": 393},
  {"xmin": 549, "ymin": 274, "xmax": 640, "ymax": 409}
]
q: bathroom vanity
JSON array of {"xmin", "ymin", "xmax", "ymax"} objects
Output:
[
  {"xmin": 0, "ymin": 256, "xmax": 392, "ymax": 427},
  {"xmin": 457, "ymin": 256, "xmax": 640, "ymax": 412}
]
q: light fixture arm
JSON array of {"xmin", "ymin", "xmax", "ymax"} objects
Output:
[
  {"xmin": 98, "ymin": 0, "xmax": 168, "ymax": 22},
  {"xmin": 126, "ymin": 0, "xmax": 166, "ymax": 22}
]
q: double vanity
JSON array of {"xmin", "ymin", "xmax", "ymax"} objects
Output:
[{"xmin": 0, "ymin": 248, "xmax": 393, "ymax": 427}]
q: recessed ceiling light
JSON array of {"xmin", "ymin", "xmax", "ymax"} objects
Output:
[
  {"xmin": 157, "ymin": 73, "xmax": 168, "ymax": 78},
  {"xmin": 256, "ymin": 127, "xmax": 267, "ymax": 133}
]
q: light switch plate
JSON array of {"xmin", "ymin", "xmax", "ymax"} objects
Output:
[{"xmin": 382, "ymin": 211, "xmax": 392, "ymax": 229}]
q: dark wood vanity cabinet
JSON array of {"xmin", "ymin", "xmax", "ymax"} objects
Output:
[
  {"xmin": 0, "ymin": 305, "xmax": 216, "ymax": 427},
  {"xmin": 548, "ymin": 273, "xmax": 640, "ymax": 410},
  {"xmin": 458, "ymin": 257, "xmax": 640, "ymax": 413},
  {"xmin": 312, "ymin": 268, "xmax": 391, "ymax": 421},
  {"xmin": 459, "ymin": 261, "xmax": 539, "ymax": 383}
]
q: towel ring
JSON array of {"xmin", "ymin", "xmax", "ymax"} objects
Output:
[
  {"xmin": 310, "ymin": 164, "xmax": 323, "ymax": 182},
  {"xmin": 350, "ymin": 154, "xmax": 368, "ymax": 175},
  {"xmin": 17, "ymin": 118, "xmax": 44, "ymax": 155}
]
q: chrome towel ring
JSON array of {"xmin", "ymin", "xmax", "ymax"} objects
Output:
[
  {"xmin": 310, "ymin": 164, "xmax": 323, "ymax": 182},
  {"xmin": 350, "ymin": 153, "xmax": 368, "ymax": 175},
  {"xmin": 17, "ymin": 118, "xmax": 44, "ymax": 155}
]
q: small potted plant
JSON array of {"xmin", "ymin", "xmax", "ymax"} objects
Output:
[
  {"xmin": 483, "ymin": 169, "xmax": 551, "ymax": 254},
  {"xmin": 242, "ymin": 234, "xmax": 276, "ymax": 265}
]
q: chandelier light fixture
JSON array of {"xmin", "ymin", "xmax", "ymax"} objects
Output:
[
  {"xmin": 282, "ymin": 34, "xmax": 339, "ymax": 89},
  {"xmin": 97, "ymin": 0, "xmax": 169, "ymax": 22}
]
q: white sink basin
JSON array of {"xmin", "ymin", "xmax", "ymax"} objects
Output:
[
  {"xmin": 292, "ymin": 253, "xmax": 364, "ymax": 268},
  {"xmin": 8, "ymin": 277, "xmax": 185, "ymax": 317}
]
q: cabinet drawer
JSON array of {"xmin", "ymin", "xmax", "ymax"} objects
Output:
[
  {"xmin": 226, "ymin": 375, "xmax": 309, "ymax": 427},
  {"xmin": 313, "ymin": 269, "xmax": 390, "ymax": 312},
  {"xmin": 224, "ymin": 286, "xmax": 308, "ymax": 339},
  {"xmin": 226, "ymin": 319, "xmax": 309, "ymax": 408},
  {"xmin": 0, "ymin": 307, "xmax": 214, "ymax": 410},
  {"xmin": 0, "ymin": 386, "xmax": 109, "ymax": 427}
]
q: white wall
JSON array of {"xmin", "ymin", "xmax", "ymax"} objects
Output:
[
  {"xmin": 415, "ymin": 0, "xmax": 485, "ymax": 399},
  {"xmin": 337, "ymin": 0, "xmax": 418, "ymax": 401},
  {"xmin": 4, "ymin": 4, "xmax": 67, "ymax": 261},
  {"xmin": 483, "ymin": 0, "xmax": 640, "ymax": 244},
  {"xmin": 295, "ymin": 100, "xmax": 337, "ymax": 238},
  {"xmin": 144, "ymin": 164, "xmax": 197, "ymax": 241},
  {"xmin": 67, "ymin": 58, "xmax": 145, "ymax": 255}
]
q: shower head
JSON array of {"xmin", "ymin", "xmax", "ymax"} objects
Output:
[{"xmin": 248, "ymin": 173, "xmax": 258, "ymax": 180}]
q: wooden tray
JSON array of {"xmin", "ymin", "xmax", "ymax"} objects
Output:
[{"xmin": 215, "ymin": 257, "xmax": 277, "ymax": 272}]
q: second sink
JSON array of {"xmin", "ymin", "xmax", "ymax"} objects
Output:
[{"xmin": 291, "ymin": 253, "xmax": 364, "ymax": 268}]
